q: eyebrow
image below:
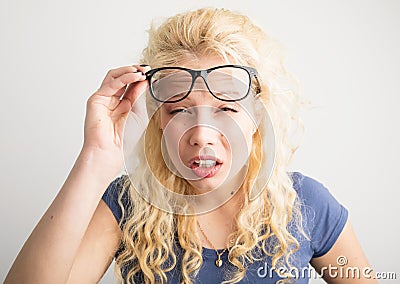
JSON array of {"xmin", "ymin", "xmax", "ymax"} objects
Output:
[{"xmin": 165, "ymin": 92, "xmax": 240, "ymax": 106}]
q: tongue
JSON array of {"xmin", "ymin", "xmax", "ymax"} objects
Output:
[{"xmin": 192, "ymin": 165, "xmax": 215, "ymax": 178}]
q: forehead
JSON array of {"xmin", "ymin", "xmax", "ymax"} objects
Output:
[{"xmin": 176, "ymin": 55, "xmax": 230, "ymax": 69}]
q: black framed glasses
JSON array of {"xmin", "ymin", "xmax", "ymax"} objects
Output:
[{"xmin": 145, "ymin": 64, "xmax": 261, "ymax": 103}]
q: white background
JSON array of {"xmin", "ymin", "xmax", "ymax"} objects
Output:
[{"xmin": 1, "ymin": 0, "xmax": 399, "ymax": 283}]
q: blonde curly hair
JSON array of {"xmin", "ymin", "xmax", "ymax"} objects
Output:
[{"xmin": 114, "ymin": 7, "xmax": 307, "ymax": 283}]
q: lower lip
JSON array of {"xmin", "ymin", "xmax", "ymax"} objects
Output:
[{"xmin": 191, "ymin": 163, "xmax": 222, "ymax": 178}]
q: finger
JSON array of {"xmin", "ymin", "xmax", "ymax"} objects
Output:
[
  {"xmin": 122, "ymin": 79, "xmax": 149, "ymax": 107},
  {"xmin": 101, "ymin": 65, "xmax": 151, "ymax": 88},
  {"xmin": 133, "ymin": 64, "xmax": 151, "ymax": 75},
  {"xmin": 111, "ymin": 80, "xmax": 148, "ymax": 121},
  {"xmin": 119, "ymin": 64, "xmax": 151, "ymax": 101},
  {"xmin": 113, "ymin": 85, "xmax": 127, "ymax": 98},
  {"xmin": 101, "ymin": 66, "xmax": 138, "ymax": 85},
  {"xmin": 97, "ymin": 72, "xmax": 146, "ymax": 97}
]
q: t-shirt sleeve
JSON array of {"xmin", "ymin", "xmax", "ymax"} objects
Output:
[
  {"xmin": 291, "ymin": 172, "xmax": 349, "ymax": 258},
  {"xmin": 101, "ymin": 175, "xmax": 129, "ymax": 227}
]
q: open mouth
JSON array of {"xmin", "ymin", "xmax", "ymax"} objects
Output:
[{"xmin": 189, "ymin": 156, "xmax": 223, "ymax": 178}]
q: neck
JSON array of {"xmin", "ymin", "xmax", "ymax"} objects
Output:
[{"xmin": 195, "ymin": 188, "xmax": 244, "ymax": 250}]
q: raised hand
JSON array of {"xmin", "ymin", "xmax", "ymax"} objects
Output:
[{"xmin": 83, "ymin": 65, "xmax": 150, "ymax": 173}]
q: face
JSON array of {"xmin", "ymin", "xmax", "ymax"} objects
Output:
[{"xmin": 158, "ymin": 58, "xmax": 258, "ymax": 194}]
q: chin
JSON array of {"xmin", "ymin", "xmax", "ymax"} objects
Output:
[{"xmin": 187, "ymin": 178, "xmax": 226, "ymax": 194}]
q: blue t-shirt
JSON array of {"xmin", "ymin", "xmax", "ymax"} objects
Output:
[{"xmin": 102, "ymin": 172, "xmax": 348, "ymax": 283}]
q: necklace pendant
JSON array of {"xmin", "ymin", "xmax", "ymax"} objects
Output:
[{"xmin": 215, "ymin": 258, "xmax": 223, "ymax": 267}]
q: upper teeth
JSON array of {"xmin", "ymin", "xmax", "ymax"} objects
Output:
[{"xmin": 194, "ymin": 159, "xmax": 217, "ymax": 167}]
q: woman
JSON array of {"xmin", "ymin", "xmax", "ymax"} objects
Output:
[{"xmin": 5, "ymin": 7, "xmax": 375, "ymax": 284}]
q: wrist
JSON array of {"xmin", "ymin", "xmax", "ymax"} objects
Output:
[{"xmin": 76, "ymin": 146, "xmax": 123, "ymax": 185}]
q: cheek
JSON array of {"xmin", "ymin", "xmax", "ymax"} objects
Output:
[
  {"xmin": 225, "ymin": 115, "xmax": 254, "ymax": 150},
  {"xmin": 216, "ymin": 116, "xmax": 253, "ymax": 167},
  {"xmin": 160, "ymin": 112, "xmax": 189, "ymax": 148},
  {"xmin": 160, "ymin": 114, "xmax": 194, "ymax": 174},
  {"xmin": 162, "ymin": 121, "xmax": 185, "ymax": 157},
  {"xmin": 159, "ymin": 111, "xmax": 170, "ymax": 130},
  {"xmin": 243, "ymin": 120, "xmax": 255, "ymax": 147}
]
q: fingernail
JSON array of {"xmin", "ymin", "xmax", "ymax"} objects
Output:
[
  {"xmin": 134, "ymin": 70, "xmax": 144, "ymax": 75},
  {"xmin": 140, "ymin": 64, "xmax": 149, "ymax": 67}
]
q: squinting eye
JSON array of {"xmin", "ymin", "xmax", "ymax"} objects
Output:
[
  {"xmin": 169, "ymin": 109, "xmax": 188, "ymax": 115},
  {"xmin": 219, "ymin": 107, "xmax": 238, "ymax": 113}
]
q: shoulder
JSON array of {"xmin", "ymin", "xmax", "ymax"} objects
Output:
[
  {"xmin": 290, "ymin": 171, "xmax": 326, "ymax": 196},
  {"xmin": 289, "ymin": 171, "xmax": 349, "ymax": 257},
  {"xmin": 101, "ymin": 175, "xmax": 130, "ymax": 227},
  {"xmin": 290, "ymin": 171, "xmax": 344, "ymax": 209},
  {"xmin": 102, "ymin": 175, "xmax": 126, "ymax": 197}
]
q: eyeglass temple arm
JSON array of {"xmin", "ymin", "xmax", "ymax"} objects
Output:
[{"xmin": 253, "ymin": 75, "xmax": 262, "ymax": 95}]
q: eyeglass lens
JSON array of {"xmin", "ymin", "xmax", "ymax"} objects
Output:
[{"xmin": 150, "ymin": 66, "xmax": 251, "ymax": 102}]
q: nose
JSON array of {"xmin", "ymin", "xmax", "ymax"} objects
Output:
[{"xmin": 189, "ymin": 125, "xmax": 220, "ymax": 147}]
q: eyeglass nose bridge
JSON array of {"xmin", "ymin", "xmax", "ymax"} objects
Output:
[
  {"xmin": 189, "ymin": 69, "xmax": 212, "ymax": 94},
  {"xmin": 191, "ymin": 70, "xmax": 209, "ymax": 86}
]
